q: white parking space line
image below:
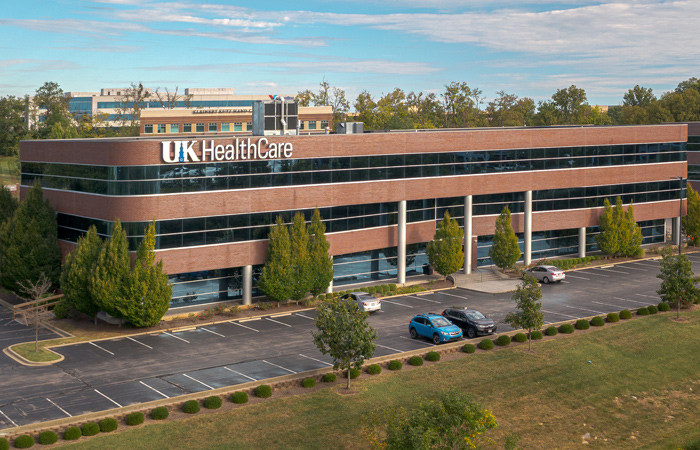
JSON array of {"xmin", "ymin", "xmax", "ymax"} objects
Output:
[
  {"xmin": 376, "ymin": 343, "xmax": 403, "ymax": 353},
  {"xmin": 594, "ymin": 267, "xmax": 629, "ymax": 274},
  {"xmin": 382, "ymin": 300, "xmax": 413, "ymax": 308},
  {"xmin": 139, "ymin": 381, "xmax": 169, "ymax": 398},
  {"xmin": 436, "ymin": 291, "xmax": 469, "ymax": 300},
  {"xmin": 89, "ymin": 341, "xmax": 114, "ymax": 356},
  {"xmin": 630, "ymin": 261, "xmax": 658, "ymax": 266},
  {"xmin": 399, "ymin": 336, "xmax": 436, "ymax": 346},
  {"xmin": 614, "ymin": 297, "xmax": 650, "ymax": 305},
  {"xmin": 592, "ymin": 301, "xmax": 632, "ymax": 309},
  {"xmin": 564, "ymin": 305, "xmax": 606, "ymax": 315},
  {"xmin": 201, "ymin": 327, "xmax": 226, "ymax": 337},
  {"xmin": 265, "ymin": 317, "xmax": 292, "ymax": 327},
  {"xmin": 541, "ymin": 309, "xmax": 579, "ymax": 319},
  {"xmin": 262, "ymin": 360, "xmax": 296, "ymax": 374},
  {"xmin": 229, "ymin": 321, "xmax": 260, "ymax": 332},
  {"xmin": 95, "ymin": 389, "xmax": 122, "ymax": 408},
  {"xmin": 0, "ymin": 409, "xmax": 18, "ymax": 427},
  {"xmin": 224, "ymin": 367, "xmax": 258, "ymax": 381},
  {"xmin": 294, "ymin": 313, "xmax": 315, "ymax": 320},
  {"xmin": 405, "ymin": 295, "xmax": 441, "ymax": 304},
  {"xmin": 565, "ymin": 274, "xmax": 590, "ymax": 280},
  {"xmin": 127, "ymin": 337, "xmax": 153, "ymax": 349},
  {"xmin": 635, "ymin": 293, "xmax": 659, "ymax": 299},
  {"xmin": 46, "ymin": 398, "xmax": 71, "ymax": 417},
  {"xmin": 183, "ymin": 373, "xmax": 214, "ymax": 390},
  {"xmin": 162, "ymin": 332, "xmax": 190, "ymax": 343},
  {"xmin": 298, "ymin": 354, "xmax": 333, "ymax": 366},
  {"xmin": 616, "ymin": 265, "xmax": 647, "ymax": 271}
]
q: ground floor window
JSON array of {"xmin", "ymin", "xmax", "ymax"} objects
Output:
[
  {"xmin": 169, "ymin": 265, "xmax": 263, "ymax": 308},
  {"xmin": 332, "ymin": 244, "xmax": 429, "ymax": 287}
]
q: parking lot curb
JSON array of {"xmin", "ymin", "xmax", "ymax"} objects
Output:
[{"xmin": 2, "ymin": 345, "xmax": 64, "ymax": 366}]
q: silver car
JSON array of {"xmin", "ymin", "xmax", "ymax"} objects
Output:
[
  {"xmin": 522, "ymin": 265, "xmax": 565, "ymax": 284},
  {"xmin": 340, "ymin": 292, "xmax": 382, "ymax": 312}
]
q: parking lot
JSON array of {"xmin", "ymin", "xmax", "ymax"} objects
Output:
[{"xmin": 0, "ymin": 255, "xmax": 692, "ymax": 429}]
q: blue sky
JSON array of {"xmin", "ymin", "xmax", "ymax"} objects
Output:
[{"xmin": 0, "ymin": 0, "xmax": 697, "ymax": 107}]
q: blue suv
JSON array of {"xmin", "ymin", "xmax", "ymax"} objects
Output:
[{"xmin": 409, "ymin": 313, "xmax": 463, "ymax": 344}]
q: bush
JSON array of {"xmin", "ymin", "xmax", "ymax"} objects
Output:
[
  {"xmin": 408, "ymin": 356, "xmax": 424, "ymax": 366},
  {"xmin": 366, "ymin": 364, "xmax": 382, "ymax": 375},
  {"xmin": 658, "ymin": 302, "xmax": 671, "ymax": 312},
  {"xmin": 348, "ymin": 368, "xmax": 361, "ymax": 379},
  {"xmin": 633, "ymin": 247, "xmax": 645, "ymax": 259},
  {"xmin": 425, "ymin": 351, "xmax": 440, "ymax": 362},
  {"xmin": 37, "ymin": 431, "xmax": 58, "ymax": 445},
  {"xmin": 530, "ymin": 330, "xmax": 543, "ymax": 340},
  {"xmin": 575, "ymin": 319, "xmax": 590, "ymax": 330},
  {"xmin": 52, "ymin": 300, "xmax": 69, "ymax": 319},
  {"xmin": 299, "ymin": 377, "xmax": 316, "ymax": 388},
  {"xmin": 324, "ymin": 293, "xmax": 333, "ymax": 300},
  {"xmin": 99, "ymin": 417, "xmax": 118, "ymax": 432},
  {"xmin": 81, "ymin": 422, "xmax": 100, "ymax": 437},
  {"xmin": 0, "ymin": 438, "xmax": 7, "ymax": 450},
  {"xmin": 590, "ymin": 316, "xmax": 605, "ymax": 327},
  {"xmin": 322, "ymin": 373, "xmax": 337, "ymax": 383},
  {"xmin": 151, "ymin": 406, "xmax": 169, "ymax": 420},
  {"xmin": 231, "ymin": 391, "xmax": 249, "ymax": 404},
  {"xmin": 368, "ymin": 286, "xmax": 377, "ymax": 295},
  {"xmin": 682, "ymin": 438, "xmax": 700, "ymax": 450},
  {"xmin": 388, "ymin": 360, "xmax": 403, "ymax": 370},
  {"xmin": 620, "ymin": 310, "xmax": 632, "ymax": 319},
  {"xmin": 389, "ymin": 283, "xmax": 397, "ymax": 291},
  {"xmin": 63, "ymin": 427, "xmax": 82, "ymax": 441},
  {"xmin": 255, "ymin": 385, "xmax": 272, "ymax": 398},
  {"xmin": 637, "ymin": 307, "xmax": 650, "ymax": 316},
  {"xmin": 496, "ymin": 335, "xmax": 511, "ymax": 346},
  {"xmin": 462, "ymin": 343, "xmax": 476, "ymax": 353},
  {"xmin": 479, "ymin": 339, "xmax": 495, "ymax": 350},
  {"xmin": 13, "ymin": 435, "xmax": 34, "ymax": 449},
  {"xmin": 559, "ymin": 323, "xmax": 575, "ymax": 334},
  {"xmin": 648, "ymin": 305, "xmax": 658, "ymax": 314},
  {"xmin": 545, "ymin": 326, "xmax": 558, "ymax": 336},
  {"xmin": 605, "ymin": 312, "xmax": 619, "ymax": 322},
  {"xmin": 513, "ymin": 333, "xmax": 527, "ymax": 343},
  {"xmin": 204, "ymin": 395, "xmax": 222, "ymax": 409},
  {"xmin": 125, "ymin": 412, "xmax": 144, "ymax": 426},
  {"xmin": 182, "ymin": 400, "xmax": 201, "ymax": 414}
]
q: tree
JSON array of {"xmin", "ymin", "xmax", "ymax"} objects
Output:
[
  {"xmin": 442, "ymin": 81, "xmax": 477, "ymax": 128},
  {"xmin": 288, "ymin": 212, "xmax": 312, "ymax": 301},
  {"xmin": 365, "ymin": 387, "xmax": 498, "ymax": 449},
  {"xmin": 115, "ymin": 82, "xmax": 151, "ymax": 129},
  {"xmin": 623, "ymin": 85, "xmax": 656, "ymax": 107},
  {"xmin": 489, "ymin": 206, "xmax": 521, "ymax": 270},
  {"xmin": 354, "ymin": 90, "xmax": 378, "ymax": 129},
  {"xmin": 596, "ymin": 196, "xmax": 642, "ymax": 257},
  {"xmin": 657, "ymin": 247, "xmax": 700, "ymax": 318},
  {"xmin": 295, "ymin": 89, "xmax": 313, "ymax": 107},
  {"xmin": 505, "ymin": 275, "xmax": 544, "ymax": 350},
  {"xmin": 426, "ymin": 211, "xmax": 464, "ymax": 280},
  {"xmin": 60, "ymin": 225, "xmax": 103, "ymax": 323},
  {"xmin": 619, "ymin": 201, "xmax": 643, "ymax": 257},
  {"xmin": 551, "ymin": 85, "xmax": 589, "ymax": 124},
  {"xmin": 90, "ymin": 219, "xmax": 132, "ymax": 320},
  {"xmin": 683, "ymin": 184, "xmax": 700, "ymax": 246},
  {"xmin": 154, "ymin": 86, "xmax": 192, "ymax": 109},
  {"xmin": 258, "ymin": 215, "xmax": 293, "ymax": 302},
  {"xmin": 0, "ymin": 184, "xmax": 18, "ymax": 226},
  {"xmin": 486, "ymin": 91, "xmax": 535, "ymax": 127},
  {"xmin": 308, "ymin": 209, "xmax": 333, "ymax": 298},
  {"xmin": 596, "ymin": 198, "xmax": 620, "ymax": 257},
  {"xmin": 16, "ymin": 272, "xmax": 53, "ymax": 352},
  {"xmin": 33, "ymin": 82, "xmax": 75, "ymax": 139},
  {"xmin": 297, "ymin": 80, "xmax": 350, "ymax": 124},
  {"xmin": 312, "ymin": 296, "xmax": 377, "ymax": 389},
  {"xmin": 0, "ymin": 95, "xmax": 27, "ymax": 156}
]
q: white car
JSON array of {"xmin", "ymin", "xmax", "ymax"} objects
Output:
[
  {"xmin": 340, "ymin": 292, "xmax": 382, "ymax": 312},
  {"xmin": 522, "ymin": 265, "xmax": 565, "ymax": 284}
]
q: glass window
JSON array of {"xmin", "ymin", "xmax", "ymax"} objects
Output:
[
  {"xmin": 321, "ymin": 120, "xmax": 329, "ymax": 129},
  {"xmin": 221, "ymin": 123, "xmax": 230, "ymax": 132},
  {"xmin": 246, "ymin": 122, "xmax": 252, "ymax": 130},
  {"xmin": 170, "ymin": 124, "xmax": 179, "ymax": 133},
  {"xmin": 196, "ymin": 123, "xmax": 205, "ymax": 133},
  {"xmin": 234, "ymin": 122, "xmax": 243, "ymax": 132},
  {"xmin": 144, "ymin": 124, "xmax": 153, "ymax": 133},
  {"xmin": 183, "ymin": 123, "xmax": 192, "ymax": 133},
  {"xmin": 308, "ymin": 120, "xmax": 317, "ymax": 130},
  {"xmin": 208, "ymin": 123, "xmax": 217, "ymax": 132},
  {"xmin": 300, "ymin": 121, "xmax": 305, "ymax": 130},
  {"xmin": 157, "ymin": 124, "xmax": 166, "ymax": 133}
]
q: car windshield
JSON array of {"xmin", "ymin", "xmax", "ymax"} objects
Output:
[
  {"xmin": 549, "ymin": 267, "xmax": 562, "ymax": 272},
  {"xmin": 356, "ymin": 293, "xmax": 374, "ymax": 300},
  {"xmin": 431, "ymin": 317, "xmax": 452, "ymax": 327},
  {"xmin": 466, "ymin": 311, "xmax": 486, "ymax": 320}
]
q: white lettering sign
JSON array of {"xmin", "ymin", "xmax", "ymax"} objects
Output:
[{"xmin": 161, "ymin": 139, "xmax": 294, "ymax": 163}]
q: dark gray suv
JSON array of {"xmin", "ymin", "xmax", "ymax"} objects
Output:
[{"xmin": 441, "ymin": 307, "xmax": 497, "ymax": 339}]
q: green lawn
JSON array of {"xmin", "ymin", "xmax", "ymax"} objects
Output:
[{"xmin": 57, "ymin": 311, "xmax": 700, "ymax": 449}]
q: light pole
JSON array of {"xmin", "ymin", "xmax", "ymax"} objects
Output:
[{"xmin": 672, "ymin": 176, "xmax": 684, "ymax": 319}]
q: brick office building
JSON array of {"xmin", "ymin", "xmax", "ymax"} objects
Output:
[{"xmin": 19, "ymin": 124, "xmax": 687, "ymax": 309}]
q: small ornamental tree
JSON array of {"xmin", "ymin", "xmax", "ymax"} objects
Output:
[
  {"xmin": 288, "ymin": 212, "xmax": 312, "ymax": 301},
  {"xmin": 308, "ymin": 208, "xmax": 334, "ymax": 297},
  {"xmin": 312, "ymin": 296, "xmax": 377, "ymax": 389},
  {"xmin": 258, "ymin": 215, "xmax": 293, "ymax": 302},
  {"xmin": 619, "ymin": 201, "xmax": 643, "ymax": 257},
  {"xmin": 426, "ymin": 211, "xmax": 464, "ymax": 279},
  {"xmin": 90, "ymin": 219, "xmax": 131, "ymax": 320},
  {"xmin": 504, "ymin": 274, "xmax": 544, "ymax": 351},
  {"xmin": 60, "ymin": 225, "xmax": 103, "ymax": 324},
  {"xmin": 489, "ymin": 206, "xmax": 521, "ymax": 270},
  {"xmin": 683, "ymin": 183, "xmax": 700, "ymax": 246},
  {"xmin": 596, "ymin": 198, "xmax": 619, "ymax": 257},
  {"xmin": 657, "ymin": 247, "xmax": 700, "ymax": 319},
  {"xmin": 597, "ymin": 196, "xmax": 642, "ymax": 257}
]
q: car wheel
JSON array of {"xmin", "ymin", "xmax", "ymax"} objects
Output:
[
  {"xmin": 432, "ymin": 334, "xmax": 441, "ymax": 345},
  {"xmin": 542, "ymin": 276, "xmax": 550, "ymax": 284},
  {"xmin": 410, "ymin": 328, "xmax": 418, "ymax": 339},
  {"xmin": 466, "ymin": 327, "xmax": 476, "ymax": 339}
]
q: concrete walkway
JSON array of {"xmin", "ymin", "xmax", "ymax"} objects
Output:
[{"xmin": 452, "ymin": 268, "xmax": 522, "ymax": 294}]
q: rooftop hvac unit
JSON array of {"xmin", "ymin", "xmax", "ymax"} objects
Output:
[
  {"xmin": 252, "ymin": 100, "xmax": 299, "ymax": 136},
  {"xmin": 336, "ymin": 122, "xmax": 364, "ymax": 134}
]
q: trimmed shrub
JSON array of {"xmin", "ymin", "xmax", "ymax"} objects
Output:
[
  {"xmin": 462, "ymin": 343, "xmax": 476, "ymax": 353},
  {"xmin": 559, "ymin": 323, "xmax": 575, "ymax": 334},
  {"xmin": 99, "ymin": 417, "xmax": 118, "ymax": 432},
  {"xmin": 255, "ymin": 385, "xmax": 272, "ymax": 398},
  {"xmin": 388, "ymin": 360, "xmax": 402, "ymax": 371},
  {"xmin": 658, "ymin": 302, "xmax": 671, "ymax": 312},
  {"xmin": 37, "ymin": 431, "xmax": 58, "ymax": 446},
  {"xmin": 81, "ymin": 422, "xmax": 100, "ymax": 437},
  {"xmin": 204, "ymin": 395, "xmax": 222, "ymax": 410},
  {"xmin": 633, "ymin": 247, "xmax": 645, "ymax": 259},
  {"xmin": 0, "ymin": 438, "xmax": 7, "ymax": 450},
  {"xmin": 648, "ymin": 305, "xmax": 658, "ymax": 314},
  {"xmin": 620, "ymin": 310, "xmax": 632, "ymax": 320},
  {"xmin": 575, "ymin": 319, "xmax": 590, "ymax": 330},
  {"xmin": 151, "ymin": 406, "xmax": 169, "ymax": 420},
  {"xmin": 366, "ymin": 364, "xmax": 382, "ymax": 375},
  {"xmin": 408, "ymin": 356, "xmax": 424, "ymax": 366},
  {"xmin": 349, "ymin": 368, "xmax": 361, "ymax": 379},
  {"xmin": 513, "ymin": 333, "xmax": 527, "ymax": 343},
  {"xmin": 496, "ymin": 335, "xmax": 511, "ymax": 346},
  {"xmin": 368, "ymin": 286, "xmax": 377, "ymax": 295},
  {"xmin": 479, "ymin": 339, "xmax": 495, "ymax": 350},
  {"xmin": 590, "ymin": 316, "xmax": 605, "ymax": 327},
  {"xmin": 530, "ymin": 330, "xmax": 543, "ymax": 340},
  {"xmin": 126, "ymin": 412, "xmax": 144, "ymax": 426},
  {"xmin": 301, "ymin": 377, "xmax": 316, "ymax": 388},
  {"xmin": 545, "ymin": 326, "xmax": 558, "ymax": 336},
  {"xmin": 606, "ymin": 312, "xmax": 620, "ymax": 323},
  {"xmin": 63, "ymin": 427, "xmax": 82, "ymax": 441},
  {"xmin": 322, "ymin": 373, "xmax": 337, "ymax": 383},
  {"xmin": 637, "ymin": 307, "xmax": 650, "ymax": 316},
  {"xmin": 324, "ymin": 293, "xmax": 333, "ymax": 300},
  {"xmin": 52, "ymin": 300, "xmax": 69, "ymax": 319},
  {"xmin": 13, "ymin": 435, "xmax": 34, "ymax": 449},
  {"xmin": 182, "ymin": 400, "xmax": 201, "ymax": 414},
  {"xmin": 231, "ymin": 392, "xmax": 249, "ymax": 404},
  {"xmin": 426, "ymin": 351, "xmax": 440, "ymax": 362}
]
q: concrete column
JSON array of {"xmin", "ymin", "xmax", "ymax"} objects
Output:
[
  {"xmin": 242, "ymin": 265, "xmax": 252, "ymax": 306},
  {"xmin": 524, "ymin": 190, "xmax": 532, "ymax": 265},
  {"xmin": 326, "ymin": 256, "xmax": 334, "ymax": 294},
  {"xmin": 464, "ymin": 195, "xmax": 473, "ymax": 274},
  {"xmin": 397, "ymin": 200, "xmax": 406, "ymax": 285},
  {"xmin": 578, "ymin": 227, "xmax": 586, "ymax": 258}
]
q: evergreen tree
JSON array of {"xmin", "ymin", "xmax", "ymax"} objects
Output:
[
  {"xmin": 657, "ymin": 247, "xmax": 700, "ymax": 318},
  {"xmin": 0, "ymin": 181, "xmax": 61, "ymax": 294},
  {"xmin": 258, "ymin": 215, "xmax": 293, "ymax": 302},
  {"xmin": 426, "ymin": 211, "xmax": 464, "ymax": 279},
  {"xmin": 489, "ymin": 206, "xmax": 521, "ymax": 270},
  {"xmin": 308, "ymin": 209, "xmax": 334, "ymax": 298},
  {"xmin": 60, "ymin": 225, "xmax": 103, "ymax": 323},
  {"xmin": 620, "ymin": 201, "xmax": 643, "ymax": 256},
  {"xmin": 288, "ymin": 213, "xmax": 312, "ymax": 301},
  {"xmin": 505, "ymin": 275, "xmax": 544, "ymax": 351},
  {"xmin": 90, "ymin": 219, "xmax": 131, "ymax": 319},
  {"xmin": 683, "ymin": 184, "xmax": 700, "ymax": 246},
  {"xmin": 0, "ymin": 184, "xmax": 18, "ymax": 226},
  {"xmin": 595, "ymin": 198, "xmax": 620, "ymax": 256},
  {"xmin": 597, "ymin": 196, "xmax": 642, "ymax": 257}
]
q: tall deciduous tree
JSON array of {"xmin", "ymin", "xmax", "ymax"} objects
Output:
[
  {"xmin": 288, "ymin": 213, "xmax": 312, "ymax": 301},
  {"xmin": 0, "ymin": 95, "xmax": 27, "ymax": 156},
  {"xmin": 308, "ymin": 209, "xmax": 334, "ymax": 298},
  {"xmin": 426, "ymin": 211, "xmax": 464, "ymax": 280},
  {"xmin": 657, "ymin": 247, "xmax": 700, "ymax": 318},
  {"xmin": 33, "ymin": 82, "xmax": 76, "ymax": 139},
  {"xmin": 258, "ymin": 215, "xmax": 293, "ymax": 302},
  {"xmin": 312, "ymin": 297, "xmax": 377, "ymax": 389},
  {"xmin": 90, "ymin": 219, "xmax": 132, "ymax": 320},
  {"xmin": 116, "ymin": 82, "xmax": 151, "ymax": 129},
  {"xmin": 60, "ymin": 225, "xmax": 103, "ymax": 323},
  {"xmin": 505, "ymin": 274, "xmax": 544, "ymax": 350},
  {"xmin": 683, "ymin": 184, "xmax": 700, "ymax": 246},
  {"xmin": 490, "ymin": 206, "xmax": 521, "ymax": 270}
]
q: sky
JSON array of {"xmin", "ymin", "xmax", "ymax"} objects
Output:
[{"xmin": 0, "ymin": 0, "xmax": 698, "ymax": 107}]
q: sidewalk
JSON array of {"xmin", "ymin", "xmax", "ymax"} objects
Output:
[{"xmin": 452, "ymin": 269, "xmax": 521, "ymax": 294}]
